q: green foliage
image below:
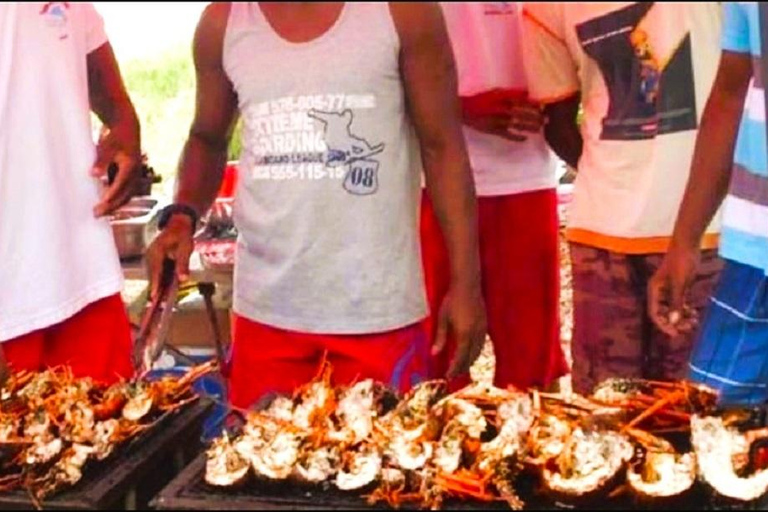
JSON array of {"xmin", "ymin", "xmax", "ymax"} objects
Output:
[
  {"xmin": 118, "ymin": 44, "xmax": 243, "ymax": 196},
  {"xmin": 228, "ymin": 119, "xmax": 244, "ymax": 162}
]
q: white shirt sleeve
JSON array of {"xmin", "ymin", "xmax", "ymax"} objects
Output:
[
  {"xmin": 521, "ymin": 2, "xmax": 580, "ymax": 104},
  {"xmin": 81, "ymin": 3, "xmax": 108, "ymax": 54}
]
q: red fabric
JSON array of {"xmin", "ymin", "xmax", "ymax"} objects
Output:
[
  {"xmin": 420, "ymin": 188, "xmax": 568, "ymax": 390},
  {"xmin": 228, "ymin": 315, "xmax": 430, "ymax": 410},
  {"xmin": 218, "ymin": 162, "xmax": 239, "ymax": 198},
  {"xmin": 2, "ymin": 294, "xmax": 133, "ymax": 384}
]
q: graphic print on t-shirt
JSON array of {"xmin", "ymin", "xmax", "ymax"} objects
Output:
[
  {"xmin": 40, "ymin": 2, "xmax": 70, "ymax": 40},
  {"xmin": 576, "ymin": 2, "xmax": 697, "ymax": 140},
  {"xmin": 308, "ymin": 109, "xmax": 385, "ymax": 195},
  {"xmin": 242, "ymin": 93, "xmax": 385, "ymax": 196}
]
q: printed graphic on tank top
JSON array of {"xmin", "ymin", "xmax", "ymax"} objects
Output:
[{"xmin": 245, "ymin": 94, "xmax": 386, "ymax": 196}]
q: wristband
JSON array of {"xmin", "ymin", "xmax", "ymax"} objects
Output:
[{"xmin": 158, "ymin": 204, "xmax": 199, "ymax": 232}]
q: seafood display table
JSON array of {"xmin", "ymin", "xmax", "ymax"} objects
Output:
[
  {"xmin": 152, "ymin": 453, "xmax": 768, "ymax": 512},
  {"xmin": 0, "ymin": 399, "xmax": 213, "ymax": 511}
]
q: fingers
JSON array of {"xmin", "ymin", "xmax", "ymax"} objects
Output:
[
  {"xmin": 446, "ymin": 340, "xmax": 470, "ymax": 379},
  {"xmin": 648, "ymin": 275, "xmax": 679, "ymax": 338},
  {"xmin": 485, "ymin": 116, "xmax": 529, "ymax": 142},
  {"xmin": 173, "ymin": 236, "xmax": 194, "ymax": 283},
  {"xmin": 147, "ymin": 219, "xmax": 196, "ymax": 299},
  {"xmin": 648, "ymin": 269, "xmax": 698, "ymax": 338},
  {"xmin": 503, "ymin": 129, "xmax": 529, "ymax": 142},
  {"xmin": 668, "ymin": 274, "xmax": 687, "ymax": 319},
  {"xmin": 93, "ymin": 152, "xmax": 138, "ymax": 217},
  {"xmin": 431, "ymin": 306, "xmax": 450, "ymax": 357},
  {"xmin": 507, "ymin": 105, "xmax": 545, "ymax": 133},
  {"xmin": 91, "ymin": 133, "xmax": 116, "ymax": 178},
  {"xmin": 446, "ymin": 330, "xmax": 484, "ymax": 379}
]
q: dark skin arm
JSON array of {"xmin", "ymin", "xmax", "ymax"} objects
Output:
[
  {"xmin": 648, "ymin": 51, "xmax": 752, "ymax": 336},
  {"xmin": 88, "ymin": 42, "xmax": 142, "ymax": 217},
  {"xmin": 542, "ymin": 93, "xmax": 582, "ymax": 169},
  {"xmin": 391, "ymin": 2, "xmax": 486, "ymax": 378},
  {"xmin": 146, "ymin": 3, "xmax": 238, "ymax": 296}
]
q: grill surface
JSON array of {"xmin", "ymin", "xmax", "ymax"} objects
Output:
[
  {"xmin": 0, "ymin": 398, "xmax": 213, "ymax": 510},
  {"xmin": 153, "ymin": 452, "xmax": 768, "ymax": 511}
]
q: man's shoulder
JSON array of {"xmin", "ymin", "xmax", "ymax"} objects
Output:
[
  {"xmin": 198, "ymin": 2, "xmax": 232, "ymax": 34},
  {"xmin": 388, "ymin": 2, "xmax": 445, "ymax": 49},
  {"xmin": 194, "ymin": 2, "xmax": 232, "ymax": 62}
]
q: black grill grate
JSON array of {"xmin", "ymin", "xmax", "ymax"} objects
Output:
[
  {"xmin": 153, "ymin": 451, "xmax": 768, "ymax": 511},
  {"xmin": 0, "ymin": 399, "xmax": 213, "ymax": 510}
]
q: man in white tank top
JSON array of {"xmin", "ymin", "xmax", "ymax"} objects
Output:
[
  {"xmin": 146, "ymin": 2, "xmax": 486, "ymax": 408},
  {"xmin": 421, "ymin": 2, "xmax": 568, "ymax": 392}
]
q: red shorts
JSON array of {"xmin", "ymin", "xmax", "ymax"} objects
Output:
[
  {"xmin": 2, "ymin": 294, "xmax": 133, "ymax": 384},
  {"xmin": 228, "ymin": 315, "xmax": 429, "ymax": 410},
  {"xmin": 420, "ymin": 189, "xmax": 568, "ymax": 390}
]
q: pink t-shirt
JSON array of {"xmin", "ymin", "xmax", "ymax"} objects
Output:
[
  {"xmin": 441, "ymin": 1, "xmax": 557, "ymax": 197},
  {"xmin": 0, "ymin": 3, "xmax": 123, "ymax": 341}
]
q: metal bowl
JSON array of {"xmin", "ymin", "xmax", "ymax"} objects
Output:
[{"xmin": 110, "ymin": 197, "xmax": 163, "ymax": 260}]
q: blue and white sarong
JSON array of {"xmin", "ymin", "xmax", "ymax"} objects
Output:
[{"xmin": 690, "ymin": 259, "xmax": 768, "ymax": 406}]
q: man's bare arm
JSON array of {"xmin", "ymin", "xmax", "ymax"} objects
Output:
[
  {"xmin": 543, "ymin": 93, "xmax": 582, "ymax": 169},
  {"xmin": 649, "ymin": 51, "xmax": 752, "ymax": 335},
  {"xmin": 669, "ymin": 52, "xmax": 752, "ymax": 251},
  {"xmin": 175, "ymin": 3, "xmax": 239, "ymax": 217},
  {"xmin": 146, "ymin": 3, "xmax": 238, "ymax": 293},
  {"xmin": 391, "ymin": 2, "xmax": 486, "ymax": 378},
  {"xmin": 87, "ymin": 42, "xmax": 141, "ymax": 216}
]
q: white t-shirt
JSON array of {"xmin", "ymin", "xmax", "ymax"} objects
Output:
[
  {"xmin": 521, "ymin": 2, "xmax": 721, "ymax": 254},
  {"xmin": 440, "ymin": 2, "xmax": 557, "ymax": 197},
  {"xmin": 0, "ymin": 3, "xmax": 123, "ymax": 341}
]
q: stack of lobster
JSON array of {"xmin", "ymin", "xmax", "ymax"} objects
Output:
[
  {"xmin": 205, "ymin": 362, "xmax": 768, "ymax": 509},
  {"xmin": 0, "ymin": 362, "xmax": 213, "ymax": 504}
]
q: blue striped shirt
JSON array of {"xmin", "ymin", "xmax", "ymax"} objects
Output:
[{"xmin": 720, "ymin": 2, "xmax": 768, "ymax": 274}]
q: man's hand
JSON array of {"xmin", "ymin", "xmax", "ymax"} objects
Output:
[
  {"xmin": 461, "ymin": 90, "xmax": 545, "ymax": 142},
  {"xmin": 87, "ymin": 41, "xmax": 141, "ymax": 217},
  {"xmin": 145, "ymin": 214, "xmax": 195, "ymax": 299},
  {"xmin": 648, "ymin": 245, "xmax": 701, "ymax": 337},
  {"xmin": 432, "ymin": 285, "xmax": 487, "ymax": 378},
  {"xmin": 92, "ymin": 127, "xmax": 141, "ymax": 217}
]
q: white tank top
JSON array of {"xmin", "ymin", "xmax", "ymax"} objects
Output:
[{"xmin": 224, "ymin": 2, "xmax": 427, "ymax": 334}]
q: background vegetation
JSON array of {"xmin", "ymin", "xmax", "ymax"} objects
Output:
[{"xmin": 117, "ymin": 44, "xmax": 242, "ymax": 197}]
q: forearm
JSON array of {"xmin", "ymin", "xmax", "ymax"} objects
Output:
[
  {"xmin": 670, "ymin": 96, "xmax": 743, "ymax": 250},
  {"xmin": 87, "ymin": 44, "xmax": 140, "ymax": 153},
  {"xmin": 174, "ymin": 133, "xmax": 228, "ymax": 216},
  {"xmin": 423, "ymin": 148, "xmax": 482, "ymax": 290},
  {"xmin": 544, "ymin": 123, "xmax": 582, "ymax": 169},
  {"xmin": 100, "ymin": 101, "xmax": 140, "ymax": 152},
  {"xmin": 543, "ymin": 96, "xmax": 582, "ymax": 169}
]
